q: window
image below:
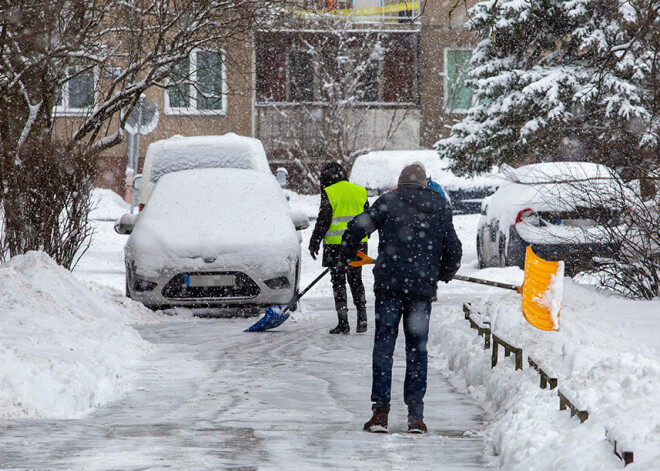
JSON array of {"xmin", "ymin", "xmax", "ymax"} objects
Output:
[
  {"xmin": 445, "ymin": 49, "xmax": 473, "ymax": 111},
  {"xmin": 288, "ymin": 50, "xmax": 315, "ymax": 102},
  {"xmin": 165, "ymin": 49, "xmax": 225, "ymax": 115},
  {"xmin": 353, "ymin": 52, "xmax": 380, "ymax": 103},
  {"xmin": 256, "ymin": 32, "xmax": 419, "ymax": 106},
  {"xmin": 54, "ymin": 67, "xmax": 96, "ymax": 115}
]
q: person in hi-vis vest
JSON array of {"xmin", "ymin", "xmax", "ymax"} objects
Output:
[{"xmin": 309, "ymin": 162, "xmax": 369, "ymax": 334}]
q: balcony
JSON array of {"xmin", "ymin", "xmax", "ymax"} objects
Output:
[{"xmin": 302, "ymin": 1, "xmax": 421, "ymax": 24}]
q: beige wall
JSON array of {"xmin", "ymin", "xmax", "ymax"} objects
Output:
[{"xmin": 419, "ymin": 0, "xmax": 479, "ymax": 148}]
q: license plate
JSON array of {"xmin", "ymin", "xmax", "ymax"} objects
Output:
[{"xmin": 185, "ymin": 274, "xmax": 235, "ymax": 287}]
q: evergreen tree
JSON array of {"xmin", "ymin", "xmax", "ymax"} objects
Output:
[{"xmin": 436, "ymin": 0, "xmax": 659, "ymax": 176}]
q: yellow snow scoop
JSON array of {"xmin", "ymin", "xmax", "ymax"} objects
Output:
[{"xmin": 350, "ymin": 247, "xmax": 563, "ymax": 331}]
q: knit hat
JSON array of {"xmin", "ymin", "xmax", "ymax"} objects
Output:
[{"xmin": 398, "ymin": 162, "xmax": 427, "ymax": 186}]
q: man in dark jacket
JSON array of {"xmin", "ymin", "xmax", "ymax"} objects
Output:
[
  {"xmin": 309, "ymin": 162, "xmax": 369, "ymax": 334},
  {"xmin": 341, "ymin": 162, "xmax": 462, "ymax": 433}
]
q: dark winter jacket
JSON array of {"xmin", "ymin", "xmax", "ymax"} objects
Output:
[
  {"xmin": 341, "ymin": 184, "xmax": 462, "ymax": 298},
  {"xmin": 309, "ymin": 163, "xmax": 369, "ymax": 267}
]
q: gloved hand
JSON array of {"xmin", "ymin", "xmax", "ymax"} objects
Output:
[{"xmin": 309, "ymin": 242, "xmax": 320, "ymax": 260}]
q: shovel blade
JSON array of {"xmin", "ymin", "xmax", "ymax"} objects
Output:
[
  {"xmin": 244, "ymin": 305, "xmax": 290, "ymax": 332},
  {"xmin": 521, "ymin": 246, "xmax": 564, "ymax": 331}
]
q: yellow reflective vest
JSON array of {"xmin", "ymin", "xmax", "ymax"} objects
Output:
[{"xmin": 323, "ymin": 181, "xmax": 368, "ymax": 245}]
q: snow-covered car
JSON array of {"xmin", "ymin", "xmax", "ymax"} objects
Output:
[
  {"xmin": 137, "ymin": 133, "xmax": 272, "ymax": 210},
  {"xmin": 349, "ymin": 150, "xmax": 501, "ymax": 214},
  {"xmin": 117, "ymin": 168, "xmax": 308, "ymax": 310},
  {"xmin": 477, "ymin": 162, "xmax": 623, "ymax": 274}
]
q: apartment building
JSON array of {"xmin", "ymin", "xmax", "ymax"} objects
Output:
[{"xmin": 53, "ymin": 1, "xmax": 479, "ymax": 193}]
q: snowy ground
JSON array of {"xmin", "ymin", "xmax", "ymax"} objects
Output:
[{"xmin": 0, "ymin": 188, "xmax": 658, "ymax": 470}]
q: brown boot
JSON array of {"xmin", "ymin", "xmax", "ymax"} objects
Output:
[
  {"xmin": 407, "ymin": 419, "xmax": 428, "ymax": 434},
  {"xmin": 363, "ymin": 406, "xmax": 390, "ymax": 433}
]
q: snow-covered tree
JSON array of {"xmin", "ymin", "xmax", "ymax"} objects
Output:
[{"xmin": 436, "ymin": 0, "xmax": 660, "ymax": 176}]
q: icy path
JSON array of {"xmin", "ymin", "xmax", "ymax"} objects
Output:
[{"xmin": 0, "ymin": 297, "xmax": 493, "ymax": 470}]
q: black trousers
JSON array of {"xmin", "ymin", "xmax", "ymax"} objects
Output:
[{"xmin": 330, "ymin": 264, "xmax": 366, "ymax": 316}]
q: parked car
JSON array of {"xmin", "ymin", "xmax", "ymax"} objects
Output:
[
  {"xmin": 476, "ymin": 162, "xmax": 623, "ymax": 274},
  {"xmin": 137, "ymin": 133, "xmax": 272, "ymax": 210},
  {"xmin": 116, "ymin": 168, "xmax": 309, "ymax": 310},
  {"xmin": 349, "ymin": 150, "xmax": 501, "ymax": 214}
]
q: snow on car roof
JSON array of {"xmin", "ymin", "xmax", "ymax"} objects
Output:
[
  {"xmin": 130, "ymin": 168, "xmax": 299, "ymax": 276},
  {"xmin": 146, "ymin": 133, "xmax": 271, "ymax": 184},
  {"xmin": 349, "ymin": 150, "xmax": 502, "ymax": 192},
  {"xmin": 511, "ymin": 161, "xmax": 616, "ymax": 184},
  {"xmin": 486, "ymin": 162, "xmax": 623, "ymax": 225}
]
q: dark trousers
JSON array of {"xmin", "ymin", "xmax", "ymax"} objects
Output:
[
  {"xmin": 330, "ymin": 265, "xmax": 366, "ymax": 315},
  {"xmin": 371, "ymin": 290, "xmax": 431, "ymax": 420}
]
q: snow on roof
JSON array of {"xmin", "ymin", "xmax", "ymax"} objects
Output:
[
  {"xmin": 145, "ymin": 133, "xmax": 271, "ymax": 185},
  {"xmin": 129, "ymin": 168, "xmax": 299, "ymax": 276},
  {"xmin": 349, "ymin": 150, "xmax": 502, "ymax": 191}
]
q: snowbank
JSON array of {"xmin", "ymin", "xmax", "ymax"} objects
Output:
[
  {"xmin": 0, "ymin": 251, "xmax": 159, "ymax": 419},
  {"xmin": 429, "ymin": 276, "xmax": 660, "ymax": 470},
  {"xmin": 89, "ymin": 188, "xmax": 130, "ymax": 221}
]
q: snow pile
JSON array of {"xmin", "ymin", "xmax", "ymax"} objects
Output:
[
  {"xmin": 429, "ymin": 277, "xmax": 660, "ymax": 470},
  {"xmin": 349, "ymin": 150, "xmax": 502, "ymax": 192},
  {"xmin": 89, "ymin": 188, "xmax": 130, "ymax": 221},
  {"xmin": 0, "ymin": 251, "xmax": 159, "ymax": 419}
]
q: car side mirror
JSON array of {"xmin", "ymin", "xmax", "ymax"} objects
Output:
[
  {"xmin": 114, "ymin": 213, "xmax": 138, "ymax": 235},
  {"xmin": 132, "ymin": 174, "xmax": 142, "ymax": 191},
  {"xmin": 290, "ymin": 210, "xmax": 309, "ymax": 230}
]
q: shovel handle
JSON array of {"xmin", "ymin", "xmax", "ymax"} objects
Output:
[
  {"xmin": 284, "ymin": 267, "xmax": 332, "ymax": 313},
  {"xmin": 453, "ymin": 274, "xmax": 521, "ymax": 293}
]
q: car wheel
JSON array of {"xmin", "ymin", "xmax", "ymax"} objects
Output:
[
  {"xmin": 498, "ymin": 234, "xmax": 507, "ymax": 268},
  {"xmin": 477, "ymin": 235, "xmax": 487, "ymax": 269},
  {"xmin": 125, "ymin": 274, "xmax": 131, "ymax": 298}
]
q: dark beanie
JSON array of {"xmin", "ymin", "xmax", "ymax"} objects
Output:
[{"xmin": 398, "ymin": 163, "xmax": 427, "ymax": 186}]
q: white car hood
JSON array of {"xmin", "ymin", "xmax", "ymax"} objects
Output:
[{"xmin": 126, "ymin": 169, "xmax": 300, "ymax": 277}]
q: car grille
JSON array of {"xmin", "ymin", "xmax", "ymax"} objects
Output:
[{"xmin": 162, "ymin": 271, "xmax": 261, "ymax": 300}]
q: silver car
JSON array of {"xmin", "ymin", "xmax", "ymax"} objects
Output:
[{"xmin": 115, "ymin": 168, "xmax": 308, "ymax": 310}]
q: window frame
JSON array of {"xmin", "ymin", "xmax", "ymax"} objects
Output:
[
  {"xmin": 444, "ymin": 48, "xmax": 474, "ymax": 114},
  {"xmin": 53, "ymin": 65, "xmax": 98, "ymax": 116},
  {"xmin": 164, "ymin": 48, "xmax": 227, "ymax": 116}
]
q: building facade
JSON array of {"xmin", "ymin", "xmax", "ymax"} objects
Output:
[{"xmin": 53, "ymin": 1, "xmax": 479, "ymax": 194}]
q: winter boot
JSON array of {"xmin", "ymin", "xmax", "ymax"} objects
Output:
[
  {"xmin": 356, "ymin": 309, "xmax": 367, "ymax": 333},
  {"xmin": 329, "ymin": 311, "xmax": 350, "ymax": 334},
  {"xmin": 363, "ymin": 406, "xmax": 390, "ymax": 433},
  {"xmin": 407, "ymin": 419, "xmax": 428, "ymax": 434}
]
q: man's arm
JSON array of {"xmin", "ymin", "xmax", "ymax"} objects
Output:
[
  {"xmin": 308, "ymin": 191, "xmax": 332, "ymax": 259},
  {"xmin": 341, "ymin": 197, "xmax": 382, "ymax": 262},
  {"xmin": 438, "ymin": 215, "xmax": 463, "ymax": 282}
]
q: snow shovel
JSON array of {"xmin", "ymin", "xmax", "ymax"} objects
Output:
[
  {"xmin": 244, "ymin": 267, "xmax": 331, "ymax": 332},
  {"xmin": 350, "ymin": 247, "xmax": 564, "ymax": 331}
]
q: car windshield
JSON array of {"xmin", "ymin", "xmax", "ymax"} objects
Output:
[{"xmin": 147, "ymin": 135, "xmax": 270, "ymax": 185}]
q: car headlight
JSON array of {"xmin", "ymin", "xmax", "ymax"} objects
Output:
[
  {"xmin": 133, "ymin": 279, "xmax": 158, "ymax": 292},
  {"xmin": 264, "ymin": 277, "xmax": 291, "ymax": 289}
]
